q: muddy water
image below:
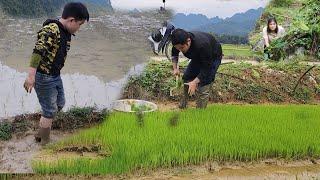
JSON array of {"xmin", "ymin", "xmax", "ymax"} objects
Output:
[
  {"xmin": 0, "ymin": 11, "xmax": 170, "ymax": 118},
  {"xmin": 0, "ymin": 62, "xmax": 144, "ymax": 118},
  {"xmin": 0, "ymin": 11, "xmax": 169, "ymax": 80}
]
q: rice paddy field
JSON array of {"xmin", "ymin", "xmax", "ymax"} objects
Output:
[
  {"xmin": 32, "ymin": 104, "xmax": 320, "ymax": 175},
  {"xmin": 222, "ymin": 44, "xmax": 255, "ymax": 59}
]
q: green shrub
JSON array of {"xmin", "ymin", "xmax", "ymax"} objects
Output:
[
  {"xmin": 269, "ymin": 0, "xmax": 294, "ymax": 7},
  {"xmin": 0, "ymin": 121, "xmax": 12, "ymax": 141}
]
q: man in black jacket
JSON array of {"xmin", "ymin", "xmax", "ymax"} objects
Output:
[{"xmin": 171, "ymin": 29, "xmax": 222, "ymax": 109}]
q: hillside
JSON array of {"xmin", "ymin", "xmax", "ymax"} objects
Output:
[
  {"xmin": 0, "ymin": 0, "xmax": 113, "ymax": 18},
  {"xmin": 196, "ymin": 8, "xmax": 264, "ymax": 36},
  {"xmin": 172, "ymin": 13, "xmax": 222, "ymax": 30}
]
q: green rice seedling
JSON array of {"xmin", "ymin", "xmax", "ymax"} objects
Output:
[
  {"xmin": 222, "ymin": 44, "xmax": 255, "ymax": 58},
  {"xmin": 131, "ymin": 103, "xmax": 152, "ymax": 112},
  {"xmin": 136, "ymin": 110, "xmax": 144, "ymax": 127},
  {"xmin": 33, "ymin": 105, "xmax": 320, "ymax": 175},
  {"xmin": 168, "ymin": 112, "xmax": 179, "ymax": 127}
]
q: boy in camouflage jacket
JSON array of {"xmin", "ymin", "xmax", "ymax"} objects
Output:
[{"xmin": 24, "ymin": 2, "xmax": 89, "ymax": 145}]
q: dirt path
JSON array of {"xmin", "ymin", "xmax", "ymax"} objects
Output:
[
  {"xmin": 152, "ymin": 56, "xmax": 320, "ymax": 67},
  {"xmin": 129, "ymin": 160, "xmax": 320, "ymax": 180},
  {"xmin": 0, "ymin": 108, "xmax": 108, "ymax": 174},
  {"xmin": 0, "ymin": 130, "xmax": 73, "ymax": 173},
  {"xmin": 8, "ymin": 159, "xmax": 320, "ymax": 179},
  {"xmin": 151, "ymin": 56, "xmax": 262, "ymax": 66}
]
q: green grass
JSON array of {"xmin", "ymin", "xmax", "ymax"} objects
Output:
[
  {"xmin": 33, "ymin": 105, "xmax": 320, "ymax": 175},
  {"xmin": 222, "ymin": 44, "xmax": 255, "ymax": 58}
]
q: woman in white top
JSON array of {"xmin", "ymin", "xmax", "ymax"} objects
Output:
[{"xmin": 263, "ymin": 17, "xmax": 285, "ymax": 48}]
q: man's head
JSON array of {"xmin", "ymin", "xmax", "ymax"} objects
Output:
[
  {"xmin": 61, "ymin": 2, "xmax": 89, "ymax": 34},
  {"xmin": 171, "ymin": 29, "xmax": 191, "ymax": 53}
]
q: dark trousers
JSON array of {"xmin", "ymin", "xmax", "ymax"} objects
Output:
[
  {"xmin": 264, "ymin": 45, "xmax": 270, "ymax": 60},
  {"xmin": 180, "ymin": 56, "xmax": 222, "ymax": 108}
]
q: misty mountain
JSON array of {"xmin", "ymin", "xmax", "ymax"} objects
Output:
[{"xmin": 172, "ymin": 7, "xmax": 264, "ymax": 36}]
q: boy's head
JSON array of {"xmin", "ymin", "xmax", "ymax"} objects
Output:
[
  {"xmin": 171, "ymin": 29, "xmax": 191, "ymax": 53},
  {"xmin": 61, "ymin": 2, "xmax": 90, "ymax": 34}
]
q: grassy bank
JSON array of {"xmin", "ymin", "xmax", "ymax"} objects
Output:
[
  {"xmin": 33, "ymin": 104, "xmax": 320, "ymax": 175},
  {"xmin": 123, "ymin": 60, "xmax": 320, "ymax": 104},
  {"xmin": 0, "ymin": 107, "xmax": 109, "ymax": 141}
]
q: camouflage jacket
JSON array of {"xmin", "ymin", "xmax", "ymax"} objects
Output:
[{"xmin": 32, "ymin": 19, "xmax": 71, "ymax": 76}]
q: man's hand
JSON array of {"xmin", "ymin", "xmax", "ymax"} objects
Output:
[
  {"xmin": 24, "ymin": 67, "xmax": 37, "ymax": 93},
  {"xmin": 185, "ymin": 78, "xmax": 200, "ymax": 96},
  {"xmin": 172, "ymin": 60, "xmax": 180, "ymax": 76},
  {"xmin": 173, "ymin": 68, "xmax": 180, "ymax": 76}
]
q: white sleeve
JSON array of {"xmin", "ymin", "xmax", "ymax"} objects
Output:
[
  {"xmin": 279, "ymin": 26, "xmax": 286, "ymax": 37},
  {"xmin": 262, "ymin": 27, "xmax": 268, "ymax": 39}
]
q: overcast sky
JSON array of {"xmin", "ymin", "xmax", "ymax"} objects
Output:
[{"xmin": 111, "ymin": 0, "xmax": 270, "ymax": 18}]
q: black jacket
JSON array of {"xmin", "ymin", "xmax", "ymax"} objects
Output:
[{"xmin": 172, "ymin": 31, "xmax": 222, "ymax": 84}]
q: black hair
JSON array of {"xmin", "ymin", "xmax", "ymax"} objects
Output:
[
  {"xmin": 62, "ymin": 2, "xmax": 90, "ymax": 22},
  {"xmin": 267, "ymin": 17, "xmax": 278, "ymax": 34},
  {"xmin": 171, "ymin": 29, "xmax": 190, "ymax": 45}
]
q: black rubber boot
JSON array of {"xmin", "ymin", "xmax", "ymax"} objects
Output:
[{"xmin": 34, "ymin": 128, "xmax": 51, "ymax": 145}]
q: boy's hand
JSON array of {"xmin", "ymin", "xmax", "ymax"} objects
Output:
[
  {"xmin": 24, "ymin": 67, "xmax": 37, "ymax": 93},
  {"xmin": 24, "ymin": 76, "xmax": 35, "ymax": 93}
]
